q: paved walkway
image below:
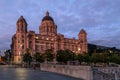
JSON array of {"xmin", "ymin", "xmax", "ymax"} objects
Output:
[{"xmin": 0, "ymin": 66, "xmax": 82, "ymax": 80}]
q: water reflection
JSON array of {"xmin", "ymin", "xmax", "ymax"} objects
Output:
[
  {"xmin": 0, "ymin": 66, "xmax": 81, "ymax": 80},
  {"xmin": 15, "ymin": 68, "xmax": 28, "ymax": 80}
]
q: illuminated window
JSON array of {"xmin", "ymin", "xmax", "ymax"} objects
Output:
[
  {"xmin": 46, "ymin": 38, "xmax": 49, "ymax": 40},
  {"xmin": 78, "ymin": 48, "xmax": 81, "ymax": 51},
  {"xmin": 35, "ymin": 36, "xmax": 39, "ymax": 39}
]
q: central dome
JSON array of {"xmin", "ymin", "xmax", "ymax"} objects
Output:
[{"xmin": 42, "ymin": 11, "xmax": 54, "ymax": 22}]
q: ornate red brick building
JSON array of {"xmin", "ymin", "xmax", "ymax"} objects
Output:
[{"xmin": 11, "ymin": 11, "xmax": 87, "ymax": 63}]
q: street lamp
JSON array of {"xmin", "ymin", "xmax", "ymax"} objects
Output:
[{"xmin": 113, "ymin": 71, "xmax": 118, "ymax": 80}]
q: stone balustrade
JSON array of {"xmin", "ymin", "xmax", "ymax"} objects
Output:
[{"xmin": 40, "ymin": 64, "xmax": 93, "ymax": 80}]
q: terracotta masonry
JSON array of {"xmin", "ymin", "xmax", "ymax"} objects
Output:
[{"xmin": 11, "ymin": 11, "xmax": 88, "ymax": 63}]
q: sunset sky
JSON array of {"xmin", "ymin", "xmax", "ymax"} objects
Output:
[{"xmin": 0, "ymin": 0, "xmax": 120, "ymax": 53}]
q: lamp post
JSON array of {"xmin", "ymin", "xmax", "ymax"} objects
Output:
[
  {"xmin": 8, "ymin": 50, "xmax": 11, "ymax": 64},
  {"xmin": 113, "ymin": 71, "xmax": 118, "ymax": 80}
]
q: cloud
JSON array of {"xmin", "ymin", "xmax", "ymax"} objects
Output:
[
  {"xmin": 0, "ymin": 34, "xmax": 11, "ymax": 52},
  {"xmin": 0, "ymin": 0, "xmax": 120, "ymax": 54}
]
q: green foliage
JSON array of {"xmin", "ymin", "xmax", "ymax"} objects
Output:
[
  {"xmin": 3, "ymin": 49, "xmax": 11, "ymax": 62},
  {"xmin": 33, "ymin": 52, "xmax": 44, "ymax": 62},
  {"xmin": 56, "ymin": 50, "xmax": 64, "ymax": 62},
  {"xmin": 57, "ymin": 49, "xmax": 120, "ymax": 64},
  {"xmin": 56, "ymin": 49, "xmax": 76, "ymax": 63},
  {"xmin": 23, "ymin": 48, "xmax": 32, "ymax": 64},
  {"xmin": 82, "ymin": 53, "xmax": 90, "ymax": 63},
  {"xmin": 44, "ymin": 49, "xmax": 54, "ymax": 62},
  {"xmin": 109, "ymin": 54, "xmax": 120, "ymax": 64},
  {"xmin": 76, "ymin": 54, "xmax": 83, "ymax": 64},
  {"xmin": 91, "ymin": 53, "xmax": 107, "ymax": 63},
  {"xmin": 76, "ymin": 52, "xmax": 120, "ymax": 65}
]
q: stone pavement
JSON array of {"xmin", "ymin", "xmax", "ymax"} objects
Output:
[{"xmin": 0, "ymin": 66, "xmax": 82, "ymax": 80}]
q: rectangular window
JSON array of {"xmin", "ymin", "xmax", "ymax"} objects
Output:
[
  {"xmin": 22, "ymin": 45, "xmax": 24, "ymax": 49},
  {"xmin": 22, "ymin": 40, "xmax": 24, "ymax": 43},
  {"xmin": 22, "ymin": 35, "xmax": 24, "ymax": 38},
  {"xmin": 18, "ymin": 40, "xmax": 20, "ymax": 43}
]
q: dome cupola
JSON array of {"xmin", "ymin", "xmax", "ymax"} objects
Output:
[
  {"xmin": 39, "ymin": 11, "xmax": 57, "ymax": 36},
  {"xmin": 42, "ymin": 11, "xmax": 54, "ymax": 22}
]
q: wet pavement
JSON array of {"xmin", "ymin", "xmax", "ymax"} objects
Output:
[{"xmin": 0, "ymin": 66, "xmax": 82, "ymax": 80}]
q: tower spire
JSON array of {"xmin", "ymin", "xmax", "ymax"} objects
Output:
[
  {"xmin": 16, "ymin": 16, "xmax": 27, "ymax": 33},
  {"xmin": 46, "ymin": 11, "xmax": 49, "ymax": 16}
]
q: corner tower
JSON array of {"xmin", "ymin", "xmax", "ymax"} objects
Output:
[
  {"xmin": 39, "ymin": 11, "xmax": 57, "ymax": 36},
  {"xmin": 78, "ymin": 29, "xmax": 87, "ymax": 53},
  {"xmin": 15, "ymin": 16, "xmax": 28, "ymax": 63}
]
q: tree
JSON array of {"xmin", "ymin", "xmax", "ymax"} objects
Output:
[
  {"xmin": 56, "ymin": 49, "xmax": 76, "ymax": 63},
  {"xmin": 33, "ymin": 52, "xmax": 44, "ymax": 63},
  {"xmin": 109, "ymin": 54, "xmax": 120, "ymax": 64},
  {"xmin": 23, "ymin": 48, "xmax": 32, "ymax": 65},
  {"xmin": 44, "ymin": 49, "xmax": 54, "ymax": 62},
  {"xmin": 56, "ymin": 50, "xmax": 64, "ymax": 62},
  {"xmin": 76, "ymin": 54, "xmax": 84, "ymax": 64},
  {"xmin": 82, "ymin": 53, "xmax": 90, "ymax": 64},
  {"xmin": 3, "ymin": 49, "xmax": 11, "ymax": 63}
]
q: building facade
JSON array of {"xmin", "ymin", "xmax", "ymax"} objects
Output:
[{"xmin": 11, "ymin": 11, "xmax": 88, "ymax": 63}]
